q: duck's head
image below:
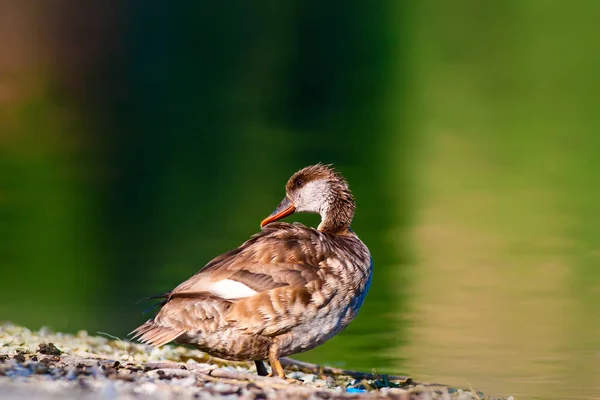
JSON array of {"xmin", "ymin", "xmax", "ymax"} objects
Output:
[{"xmin": 260, "ymin": 164, "xmax": 356, "ymax": 234}]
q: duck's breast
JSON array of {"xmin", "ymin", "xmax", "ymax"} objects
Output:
[{"xmin": 277, "ymin": 252, "xmax": 373, "ymax": 356}]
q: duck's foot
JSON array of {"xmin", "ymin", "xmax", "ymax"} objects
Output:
[{"xmin": 266, "ymin": 344, "xmax": 301, "ymax": 382}]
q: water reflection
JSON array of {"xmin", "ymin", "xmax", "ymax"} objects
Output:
[{"xmin": 402, "ymin": 135, "xmax": 600, "ymax": 399}]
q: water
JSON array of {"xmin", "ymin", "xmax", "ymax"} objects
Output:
[
  {"xmin": 395, "ymin": 134, "xmax": 600, "ymax": 399},
  {"xmin": 1, "ymin": 2, "xmax": 600, "ymax": 399}
]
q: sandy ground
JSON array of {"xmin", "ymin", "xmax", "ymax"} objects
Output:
[{"xmin": 0, "ymin": 323, "xmax": 511, "ymax": 400}]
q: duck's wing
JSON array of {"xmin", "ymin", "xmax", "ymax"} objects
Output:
[
  {"xmin": 203, "ymin": 224, "xmax": 351, "ymax": 337},
  {"xmin": 169, "ymin": 222, "xmax": 327, "ymax": 299}
]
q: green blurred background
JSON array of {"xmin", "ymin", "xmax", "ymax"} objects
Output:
[{"xmin": 1, "ymin": 1, "xmax": 599, "ymax": 399}]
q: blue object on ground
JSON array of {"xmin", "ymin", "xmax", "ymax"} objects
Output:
[{"xmin": 346, "ymin": 387, "xmax": 367, "ymax": 393}]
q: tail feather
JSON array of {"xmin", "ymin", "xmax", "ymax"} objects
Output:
[
  {"xmin": 129, "ymin": 320, "xmax": 185, "ymax": 347},
  {"xmin": 131, "ymin": 291, "xmax": 222, "ymax": 347},
  {"xmin": 135, "ymin": 292, "xmax": 170, "ymax": 304}
]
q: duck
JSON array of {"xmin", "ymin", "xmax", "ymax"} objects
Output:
[{"xmin": 131, "ymin": 164, "xmax": 373, "ymax": 379}]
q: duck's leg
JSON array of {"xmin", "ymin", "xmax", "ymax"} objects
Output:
[
  {"xmin": 254, "ymin": 360, "xmax": 269, "ymax": 376},
  {"xmin": 267, "ymin": 342, "xmax": 286, "ymax": 379}
]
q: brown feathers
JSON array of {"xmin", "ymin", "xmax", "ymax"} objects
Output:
[
  {"xmin": 130, "ymin": 321, "xmax": 185, "ymax": 347},
  {"xmin": 285, "ymin": 163, "xmax": 344, "ymax": 192},
  {"xmin": 285, "ymin": 164, "xmax": 355, "ymax": 234}
]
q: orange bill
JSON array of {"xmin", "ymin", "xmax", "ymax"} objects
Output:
[{"xmin": 260, "ymin": 196, "xmax": 296, "ymax": 227}]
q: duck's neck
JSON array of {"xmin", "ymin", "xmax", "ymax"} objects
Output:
[{"xmin": 317, "ymin": 196, "xmax": 355, "ymax": 235}]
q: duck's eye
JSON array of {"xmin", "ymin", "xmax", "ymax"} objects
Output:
[{"xmin": 294, "ymin": 178, "xmax": 304, "ymax": 187}]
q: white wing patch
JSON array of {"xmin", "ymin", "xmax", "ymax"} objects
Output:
[{"xmin": 207, "ymin": 279, "xmax": 258, "ymax": 299}]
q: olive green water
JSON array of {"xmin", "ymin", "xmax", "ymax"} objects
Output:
[{"xmin": 1, "ymin": 2, "xmax": 600, "ymax": 399}]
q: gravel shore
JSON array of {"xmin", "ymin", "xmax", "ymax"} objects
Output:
[{"xmin": 0, "ymin": 323, "xmax": 510, "ymax": 399}]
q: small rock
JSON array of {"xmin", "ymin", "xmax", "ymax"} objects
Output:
[
  {"xmin": 31, "ymin": 363, "xmax": 49, "ymax": 374},
  {"xmin": 38, "ymin": 343, "xmax": 62, "ymax": 356}
]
